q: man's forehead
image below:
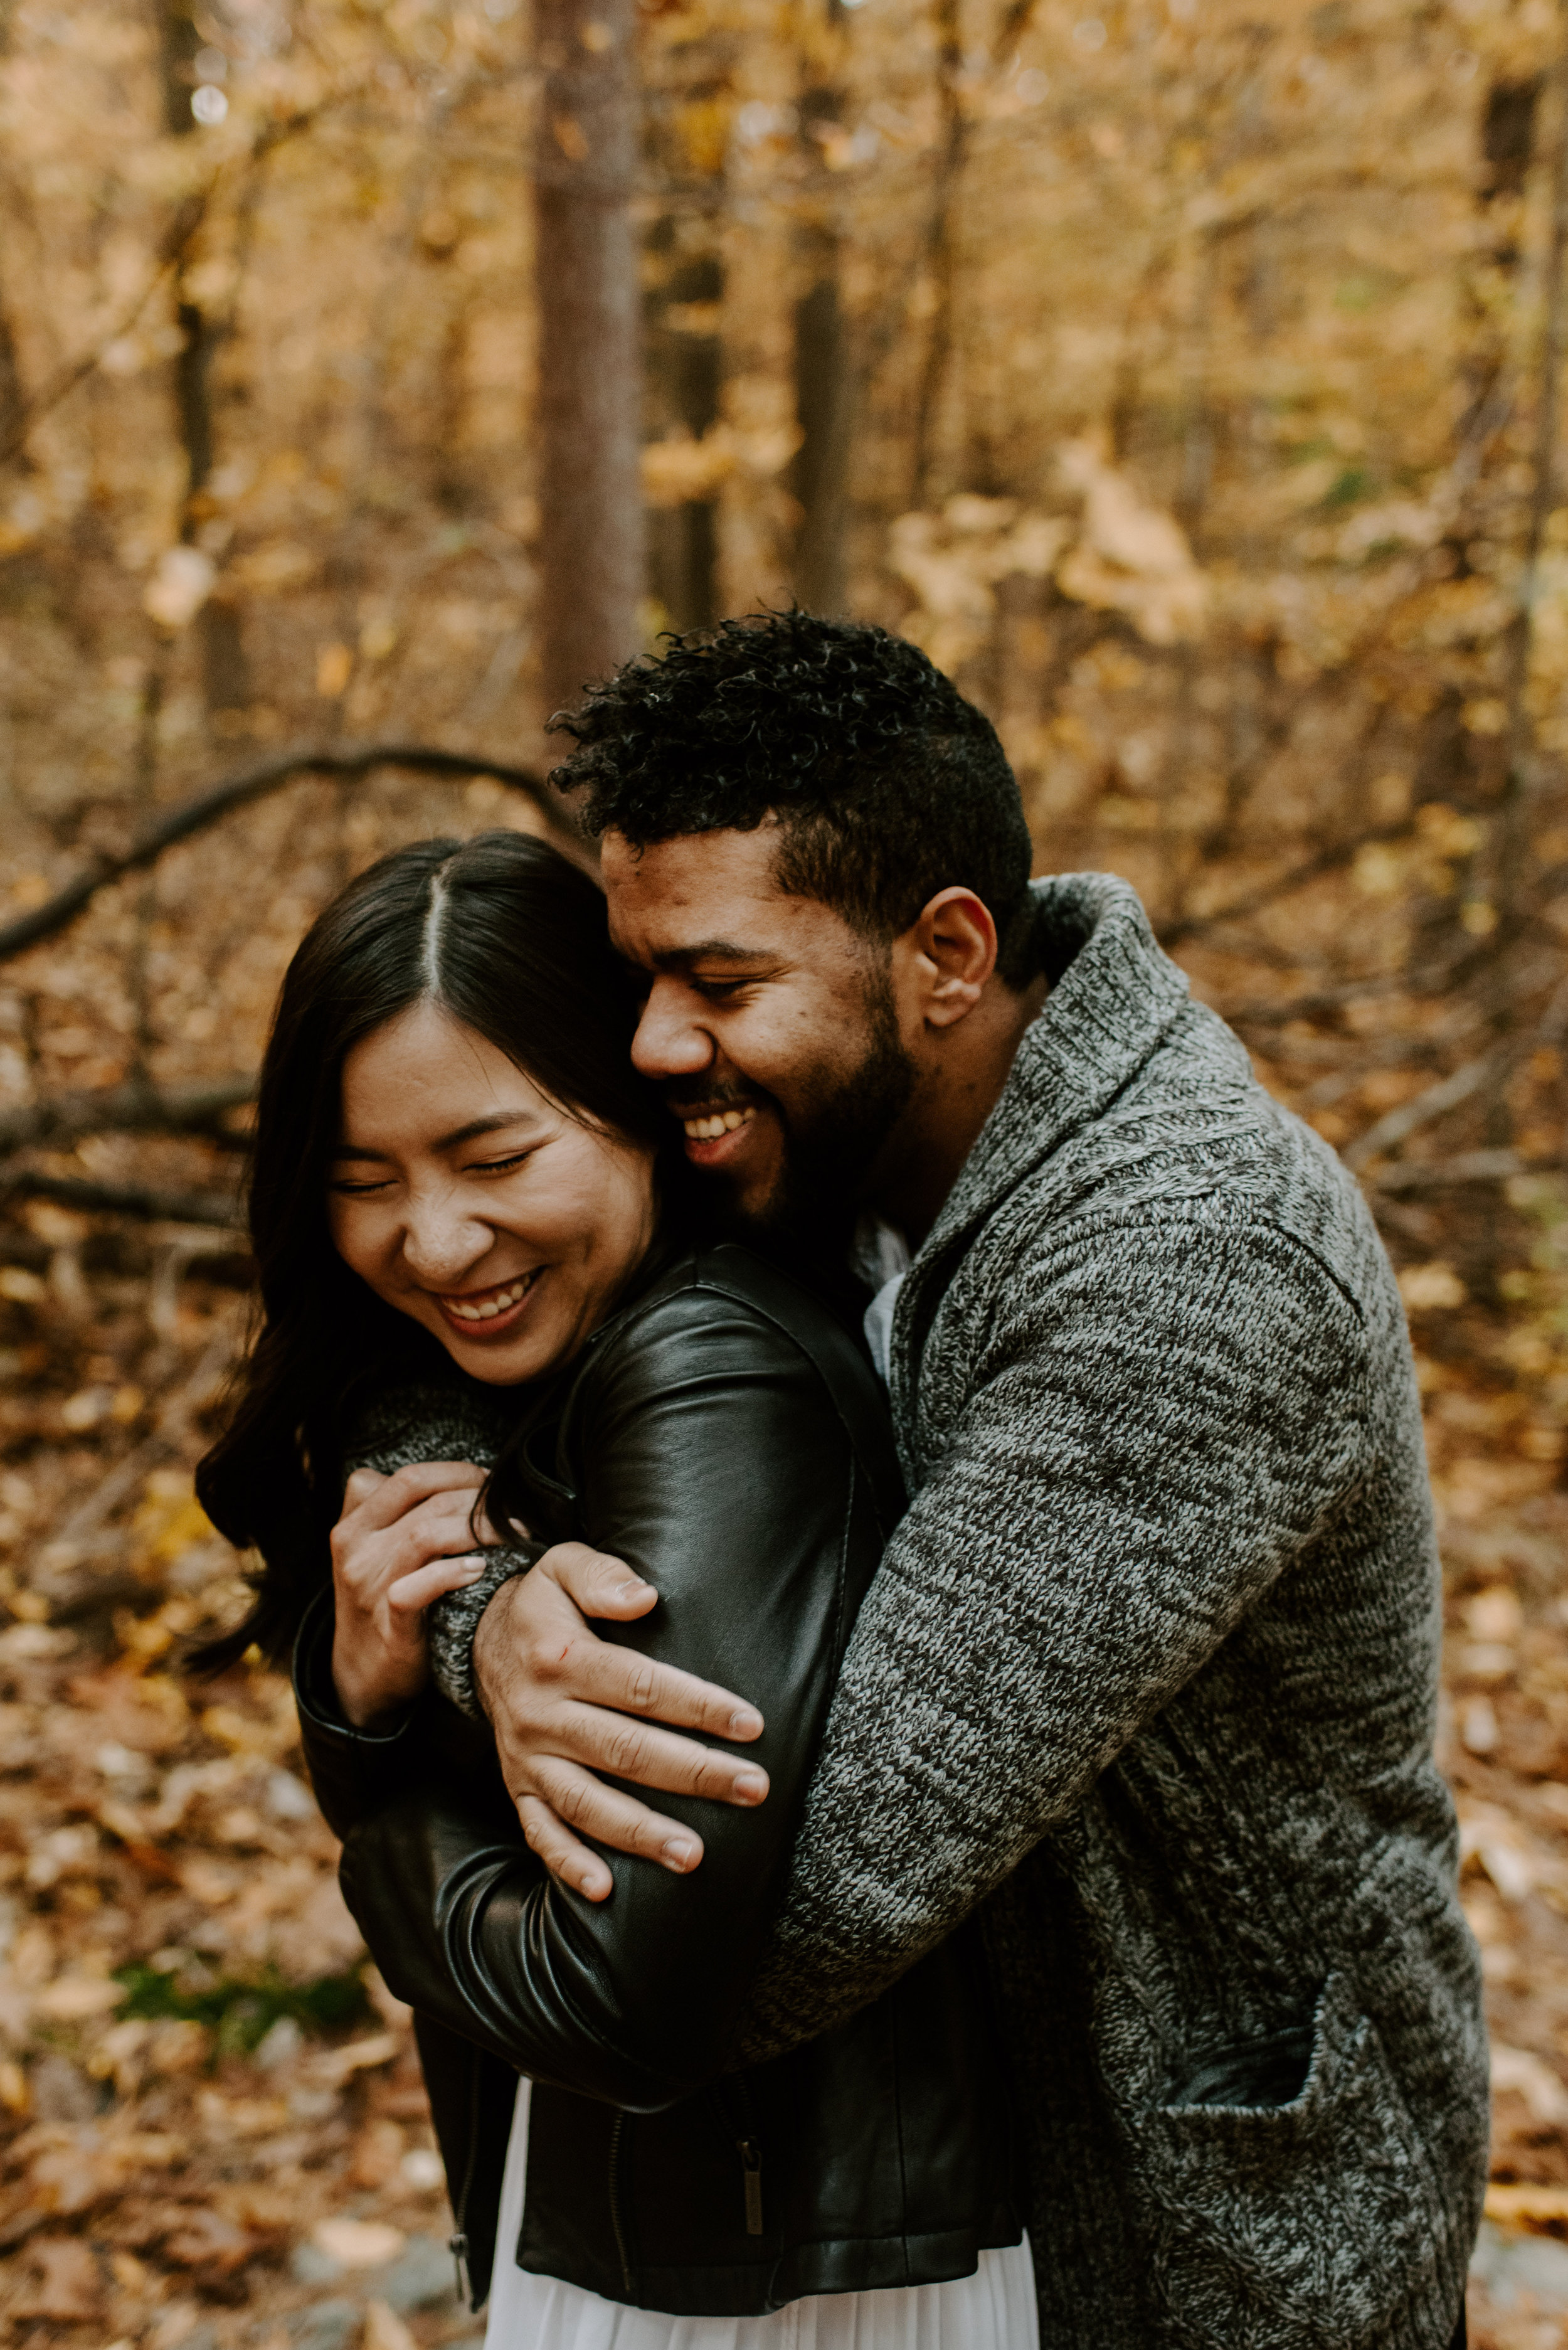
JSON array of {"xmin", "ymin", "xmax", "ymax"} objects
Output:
[
  {"xmin": 601, "ymin": 824, "xmax": 779, "ymax": 898},
  {"xmin": 601, "ymin": 826, "xmax": 787, "ymax": 943}
]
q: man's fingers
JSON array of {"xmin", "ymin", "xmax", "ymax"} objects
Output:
[
  {"xmin": 555, "ymin": 1636, "xmax": 764, "ymax": 1745},
  {"xmin": 516, "ymin": 1768, "xmax": 706, "ymax": 1880},
  {"xmin": 342, "ymin": 1467, "xmax": 388, "ymax": 1509},
  {"xmin": 543, "ymin": 1707, "xmax": 768, "ymax": 1806},
  {"xmin": 543, "ymin": 1540, "xmax": 661, "ymax": 1621},
  {"xmin": 387, "ymin": 1555, "xmax": 486, "ymax": 1614},
  {"xmin": 516, "ymin": 1792, "xmax": 613, "ymax": 1902}
]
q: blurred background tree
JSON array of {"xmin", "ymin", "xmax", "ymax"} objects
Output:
[
  {"xmin": 13, "ymin": 8, "xmax": 1568, "ymax": 2328},
  {"xmin": 7, "ymin": 0, "xmax": 1568, "ymax": 1552}
]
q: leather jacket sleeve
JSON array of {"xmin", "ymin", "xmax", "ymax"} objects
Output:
[{"xmin": 332, "ymin": 1269, "xmax": 899, "ymax": 2115}]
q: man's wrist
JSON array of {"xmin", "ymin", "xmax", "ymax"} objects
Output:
[{"xmin": 427, "ymin": 1545, "xmax": 537, "ymax": 1721}]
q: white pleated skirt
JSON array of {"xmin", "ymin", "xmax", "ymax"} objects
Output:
[{"xmin": 483, "ymin": 2079, "xmax": 1039, "ymax": 2350}]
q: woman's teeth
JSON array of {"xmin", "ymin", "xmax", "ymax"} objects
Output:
[
  {"xmin": 447, "ymin": 1273, "xmax": 534, "ymax": 1323},
  {"xmin": 684, "ymin": 1107, "xmax": 756, "ymax": 1140}
]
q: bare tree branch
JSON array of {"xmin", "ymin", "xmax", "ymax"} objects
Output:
[
  {"xmin": 0, "ymin": 1073, "xmax": 254, "ymax": 1156},
  {"xmin": 0, "ymin": 104, "xmax": 324, "ymax": 471},
  {"xmin": 0, "ymin": 741, "xmax": 568, "ymax": 966},
  {"xmin": 0, "ymin": 1171, "xmax": 242, "ymax": 1227},
  {"xmin": 1496, "ymin": 32, "xmax": 1568, "ymax": 924},
  {"xmin": 0, "ymin": 193, "xmax": 209, "ymax": 468}
]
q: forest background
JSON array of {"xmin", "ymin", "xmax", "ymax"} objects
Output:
[{"xmin": 6, "ymin": 0, "xmax": 1568, "ymax": 2342}]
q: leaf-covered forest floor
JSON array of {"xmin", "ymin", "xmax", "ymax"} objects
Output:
[{"xmin": 4, "ymin": 1194, "xmax": 1568, "ymax": 2346}]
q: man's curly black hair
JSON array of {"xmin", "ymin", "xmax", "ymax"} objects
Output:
[{"xmin": 549, "ymin": 611, "xmax": 1038, "ymax": 987}]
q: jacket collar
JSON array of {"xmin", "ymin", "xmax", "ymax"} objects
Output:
[{"xmin": 913, "ymin": 872, "xmax": 1194, "ymax": 1275}]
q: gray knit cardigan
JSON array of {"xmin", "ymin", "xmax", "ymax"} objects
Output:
[{"xmin": 357, "ymin": 873, "xmax": 1488, "ymax": 2350}]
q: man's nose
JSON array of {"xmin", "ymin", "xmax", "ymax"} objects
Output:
[{"xmin": 632, "ymin": 979, "xmax": 716, "ymax": 1081}]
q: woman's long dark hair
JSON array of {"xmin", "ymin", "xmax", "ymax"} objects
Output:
[{"xmin": 193, "ymin": 830, "xmax": 666, "ymax": 1671}]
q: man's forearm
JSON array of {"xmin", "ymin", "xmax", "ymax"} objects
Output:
[{"xmin": 734, "ymin": 1224, "xmax": 1371, "ymax": 2061}]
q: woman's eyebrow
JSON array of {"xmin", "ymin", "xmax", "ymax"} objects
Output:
[
  {"xmin": 331, "ymin": 1111, "xmax": 541, "ymax": 1162},
  {"xmin": 432, "ymin": 1110, "xmax": 542, "ymax": 1152}
]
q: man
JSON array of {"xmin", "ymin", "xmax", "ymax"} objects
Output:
[{"xmin": 412, "ymin": 615, "xmax": 1488, "ymax": 2343}]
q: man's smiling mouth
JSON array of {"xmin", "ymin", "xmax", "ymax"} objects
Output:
[{"xmin": 682, "ymin": 1106, "xmax": 758, "ymax": 1142}]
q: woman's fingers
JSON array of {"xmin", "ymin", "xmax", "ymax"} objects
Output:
[
  {"xmin": 386, "ymin": 1555, "xmax": 487, "ymax": 1615},
  {"xmin": 341, "ymin": 1459, "xmax": 490, "ymax": 1536}
]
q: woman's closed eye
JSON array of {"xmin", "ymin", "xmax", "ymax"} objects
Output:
[{"xmin": 467, "ymin": 1149, "xmax": 536, "ymax": 1178}]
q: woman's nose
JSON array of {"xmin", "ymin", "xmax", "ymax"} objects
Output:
[
  {"xmin": 632, "ymin": 978, "xmax": 717, "ymax": 1080},
  {"xmin": 400, "ymin": 1193, "xmax": 491, "ymax": 1287}
]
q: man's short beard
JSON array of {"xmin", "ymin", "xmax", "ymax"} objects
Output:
[{"xmin": 714, "ymin": 960, "xmax": 916, "ymax": 1257}]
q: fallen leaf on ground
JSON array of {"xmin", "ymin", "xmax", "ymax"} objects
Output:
[{"xmin": 311, "ymin": 2216, "xmax": 405, "ymax": 2267}]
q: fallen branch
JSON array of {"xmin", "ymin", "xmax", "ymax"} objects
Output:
[
  {"xmin": 0, "ymin": 1171, "xmax": 243, "ymax": 1228},
  {"xmin": 0, "ymin": 1073, "xmax": 254, "ymax": 1156},
  {"xmin": 0, "ymin": 741, "xmax": 568, "ymax": 966},
  {"xmin": 1342, "ymin": 1050, "xmax": 1510, "ymax": 1173},
  {"xmin": 1368, "ymin": 1149, "xmax": 1559, "ymax": 1193},
  {"xmin": 1156, "ymin": 817, "xmax": 1416, "ymax": 949},
  {"xmin": 1343, "ymin": 970, "xmax": 1568, "ymax": 1172}
]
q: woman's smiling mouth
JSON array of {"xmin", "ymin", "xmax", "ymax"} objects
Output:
[{"xmin": 435, "ymin": 1268, "xmax": 543, "ymax": 1337}]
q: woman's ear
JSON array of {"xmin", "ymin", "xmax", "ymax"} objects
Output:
[{"xmin": 907, "ymin": 888, "xmax": 998, "ymax": 1030}]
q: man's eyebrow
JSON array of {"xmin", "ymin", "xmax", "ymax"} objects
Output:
[
  {"xmin": 332, "ymin": 1110, "xmax": 540, "ymax": 1161},
  {"xmin": 649, "ymin": 938, "xmax": 773, "ymax": 971}
]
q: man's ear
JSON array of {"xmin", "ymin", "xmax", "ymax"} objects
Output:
[{"xmin": 906, "ymin": 888, "xmax": 998, "ymax": 1030}]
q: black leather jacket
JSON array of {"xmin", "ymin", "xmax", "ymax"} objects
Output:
[{"xmin": 294, "ymin": 1244, "xmax": 1019, "ymax": 2319}]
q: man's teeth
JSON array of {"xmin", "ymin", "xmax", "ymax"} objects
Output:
[
  {"xmin": 683, "ymin": 1108, "xmax": 757, "ymax": 1140},
  {"xmin": 447, "ymin": 1274, "xmax": 534, "ymax": 1322}
]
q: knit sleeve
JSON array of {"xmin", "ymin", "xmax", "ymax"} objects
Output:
[
  {"xmin": 734, "ymin": 1214, "xmax": 1373, "ymax": 2061},
  {"xmin": 340, "ymin": 1380, "xmax": 536, "ymax": 1722}
]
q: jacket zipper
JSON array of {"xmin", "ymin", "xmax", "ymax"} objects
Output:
[
  {"xmin": 607, "ymin": 2109, "xmax": 633, "ymax": 2295},
  {"xmin": 736, "ymin": 2135, "xmax": 763, "ymax": 2235},
  {"xmin": 448, "ymin": 2047, "xmax": 484, "ymax": 2306}
]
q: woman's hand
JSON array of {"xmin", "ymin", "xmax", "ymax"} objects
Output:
[{"xmin": 330, "ymin": 1461, "xmax": 499, "ymax": 1729}]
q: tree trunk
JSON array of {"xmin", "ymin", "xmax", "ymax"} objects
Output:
[
  {"xmin": 156, "ymin": 0, "xmax": 250, "ymax": 718},
  {"xmin": 792, "ymin": 242, "xmax": 852, "ymax": 614},
  {"xmin": 788, "ymin": 2, "xmax": 854, "ymax": 615},
  {"xmin": 647, "ymin": 233, "xmax": 723, "ymax": 634},
  {"xmin": 534, "ymin": 0, "xmax": 644, "ymax": 720}
]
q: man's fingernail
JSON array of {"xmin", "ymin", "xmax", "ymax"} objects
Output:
[
  {"xmin": 733, "ymin": 1771, "xmax": 767, "ymax": 1802},
  {"xmin": 620, "ymin": 1578, "xmax": 656, "ymax": 1600},
  {"xmin": 661, "ymin": 1839, "xmax": 697, "ymax": 1870},
  {"xmin": 729, "ymin": 1707, "xmax": 763, "ymax": 1737}
]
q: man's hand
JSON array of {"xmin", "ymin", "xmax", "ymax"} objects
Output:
[
  {"xmin": 331, "ymin": 1462, "xmax": 497, "ymax": 1730},
  {"xmin": 474, "ymin": 1543, "xmax": 768, "ymax": 1901}
]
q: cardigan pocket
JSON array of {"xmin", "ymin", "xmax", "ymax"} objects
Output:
[{"xmin": 1133, "ymin": 1970, "xmax": 1450, "ymax": 2339}]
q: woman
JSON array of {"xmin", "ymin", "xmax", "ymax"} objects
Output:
[{"xmin": 197, "ymin": 831, "xmax": 1034, "ymax": 2347}]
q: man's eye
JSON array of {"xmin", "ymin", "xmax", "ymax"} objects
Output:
[{"xmin": 692, "ymin": 977, "xmax": 746, "ymax": 1002}]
